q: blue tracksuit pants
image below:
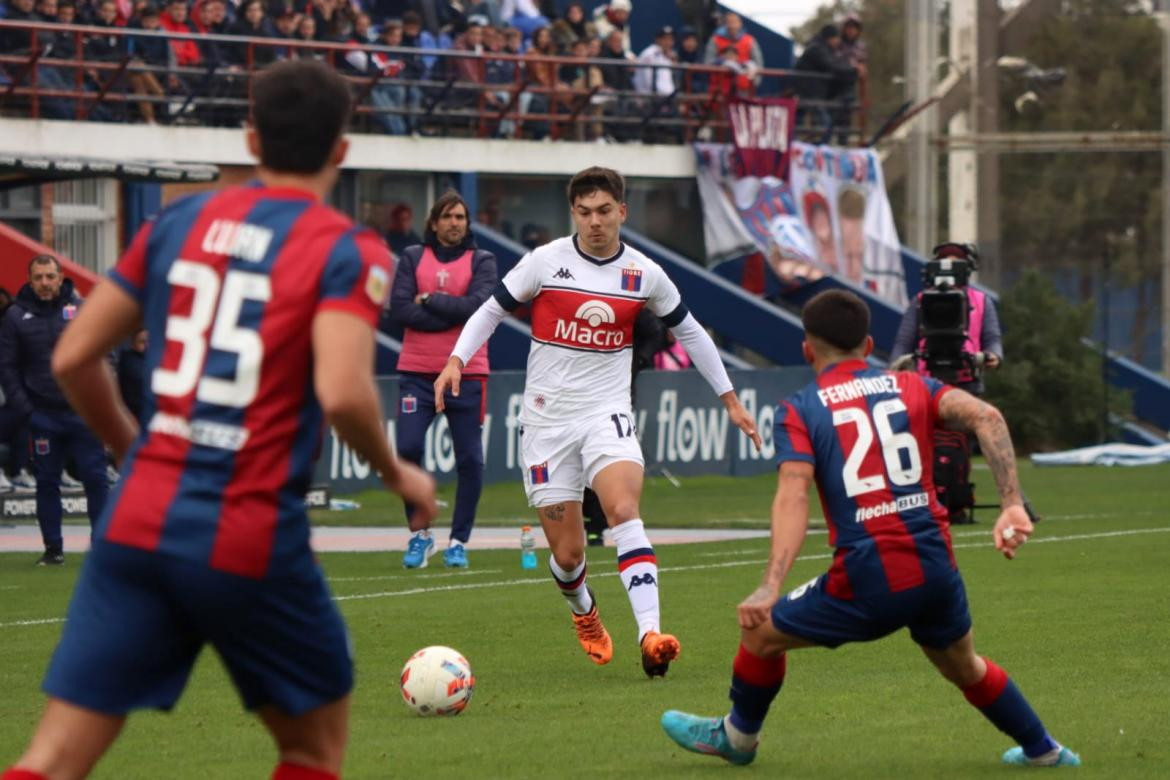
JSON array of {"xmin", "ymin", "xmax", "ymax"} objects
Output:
[{"xmin": 395, "ymin": 373, "xmax": 485, "ymax": 544}]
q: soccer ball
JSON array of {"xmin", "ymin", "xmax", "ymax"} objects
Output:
[{"xmin": 399, "ymin": 645, "xmax": 475, "ymax": 716}]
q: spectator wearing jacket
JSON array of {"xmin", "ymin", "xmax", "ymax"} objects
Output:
[
  {"xmin": 0, "ymin": 0, "xmax": 76, "ymax": 118},
  {"xmin": 499, "ymin": 0, "xmax": 547, "ymax": 40},
  {"xmin": 550, "ymin": 1, "xmax": 593, "ymax": 51},
  {"xmin": 227, "ymin": 0, "xmax": 278, "ymax": 67},
  {"xmin": 633, "ymin": 25, "xmax": 675, "ymax": 97},
  {"xmin": 793, "ymin": 24, "xmax": 857, "ymax": 141},
  {"xmin": 159, "ymin": 0, "xmax": 200, "ymax": 66},
  {"xmin": 0, "ymin": 256, "xmax": 109, "ymax": 565},
  {"xmin": 389, "ymin": 191, "xmax": 497, "ymax": 569},
  {"xmin": 345, "ymin": 17, "xmax": 413, "ymax": 134},
  {"xmin": 0, "ymin": 287, "xmax": 33, "ymax": 494},
  {"xmin": 703, "ymin": 11, "xmax": 762, "ymax": 96},
  {"xmin": 840, "ymin": 13, "xmax": 867, "ymax": 68},
  {"xmin": 116, "ymin": 328, "xmax": 147, "ymax": 424},
  {"xmin": 592, "ymin": 0, "xmax": 630, "ymax": 55}
]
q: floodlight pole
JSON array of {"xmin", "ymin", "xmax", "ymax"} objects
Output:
[
  {"xmin": 905, "ymin": 0, "xmax": 938, "ymax": 254},
  {"xmin": 946, "ymin": 0, "xmax": 1001, "ymax": 288},
  {"xmin": 1161, "ymin": 12, "xmax": 1170, "ymax": 379}
]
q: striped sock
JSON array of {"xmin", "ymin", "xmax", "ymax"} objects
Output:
[
  {"xmin": 270, "ymin": 762, "xmax": 338, "ymax": 780},
  {"xmin": 962, "ymin": 657, "xmax": 1057, "ymax": 758},
  {"xmin": 727, "ymin": 644, "xmax": 787, "ymax": 740},
  {"xmin": 611, "ymin": 519, "xmax": 659, "ymax": 640},
  {"xmin": 3, "ymin": 769, "xmax": 49, "ymax": 780},
  {"xmin": 549, "ymin": 555, "xmax": 593, "ymax": 615}
]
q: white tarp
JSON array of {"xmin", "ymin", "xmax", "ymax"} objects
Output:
[{"xmin": 1031, "ymin": 442, "xmax": 1170, "ymax": 467}]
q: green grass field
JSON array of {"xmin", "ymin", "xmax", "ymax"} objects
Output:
[{"xmin": 2, "ymin": 463, "xmax": 1168, "ymax": 778}]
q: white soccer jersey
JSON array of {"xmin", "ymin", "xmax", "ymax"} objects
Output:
[{"xmin": 497, "ymin": 235, "xmax": 686, "ymax": 425}]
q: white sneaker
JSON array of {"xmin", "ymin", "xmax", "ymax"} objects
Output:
[
  {"xmin": 60, "ymin": 471, "xmax": 83, "ymax": 491},
  {"xmin": 0, "ymin": 472, "xmax": 12, "ymax": 493},
  {"xmin": 12, "ymin": 469, "xmax": 36, "ymax": 492}
]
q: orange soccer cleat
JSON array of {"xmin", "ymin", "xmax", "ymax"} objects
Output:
[
  {"xmin": 640, "ymin": 631, "xmax": 680, "ymax": 678},
  {"xmin": 571, "ymin": 588, "xmax": 613, "ymax": 665}
]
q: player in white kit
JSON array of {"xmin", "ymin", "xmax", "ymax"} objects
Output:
[{"xmin": 435, "ymin": 167, "xmax": 761, "ymax": 677}]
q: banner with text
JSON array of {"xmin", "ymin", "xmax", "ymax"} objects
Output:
[
  {"xmin": 695, "ymin": 141, "xmax": 908, "ymax": 308},
  {"xmin": 788, "ymin": 142, "xmax": 907, "ymax": 307},
  {"xmin": 315, "ymin": 368, "xmax": 814, "ymax": 495},
  {"xmin": 728, "ymin": 96, "xmax": 797, "ymax": 180}
]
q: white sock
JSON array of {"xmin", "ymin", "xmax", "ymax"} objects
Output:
[
  {"xmin": 722, "ymin": 717, "xmax": 758, "ymax": 752},
  {"xmin": 610, "ymin": 519, "xmax": 659, "ymax": 641},
  {"xmin": 448, "ymin": 540, "xmax": 464, "ymax": 550},
  {"xmin": 549, "ymin": 555, "xmax": 593, "ymax": 615}
]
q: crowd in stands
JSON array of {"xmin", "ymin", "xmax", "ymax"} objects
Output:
[{"xmin": 0, "ymin": 0, "xmax": 866, "ymax": 142}]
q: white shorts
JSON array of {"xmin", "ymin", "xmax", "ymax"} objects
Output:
[{"xmin": 520, "ymin": 411, "xmax": 643, "ymax": 507}]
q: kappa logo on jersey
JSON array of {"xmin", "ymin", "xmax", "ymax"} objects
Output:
[
  {"xmin": 436, "ymin": 269, "xmax": 450, "ymax": 289},
  {"xmin": 530, "ymin": 461, "xmax": 550, "ymax": 484},
  {"xmin": 621, "ymin": 267, "xmax": 642, "ymax": 292},
  {"xmin": 400, "ymin": 394, "xmax": 418, "ymax": 414},
  {"xmin": 553, "ymin": 267, "xmax": 574, "ymax": 280},
  {"xmin": 627, "ymin": 572, "xmax": 657, "ymax": 590}
]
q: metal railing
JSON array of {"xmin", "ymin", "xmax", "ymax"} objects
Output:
[{"xmin": 0, "ymin": 20, "xmax": 865, "ymax": 144}]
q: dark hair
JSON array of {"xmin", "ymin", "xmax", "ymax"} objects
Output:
[
  {"xmin": 28, "ymin": 253, "xmax": 61, "ymax": 274},
  {"xmin": 250, "ymin": 60, "xmax": 351, "ymax": 174},
  {"xmin": 801, "ymin": 289, "xmax": 870, "ymax": 352},
  {"xmin": 820, "ymin": 24, "xmax": 840, "ymax": 40},
  {"xmin": 567, "ymin": 166, "xmax": 625, "ymax": 206},
  {"xmin": 425, "ymin": 191, "xmax": 469, "ymax": 233},
  {"xmin": 402, "ymin": 9, "xmax": 421, "ymax": 25}
]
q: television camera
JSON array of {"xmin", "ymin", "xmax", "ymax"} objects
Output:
[{"xmin": 916, "ymin": 242, "xmax": 987, "ymax": 387}]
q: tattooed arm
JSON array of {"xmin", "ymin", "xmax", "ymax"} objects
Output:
[
  {"xmin": 738, "ymin": 461, "xmax": 814, "ymax": 630},
  {"xmin": 937, "ymin": 388, "xmax": 1032, "ymax": 559},
  {"xmin": 937, "ymin": 388, "xmax": 1021, "ymax": 507}
]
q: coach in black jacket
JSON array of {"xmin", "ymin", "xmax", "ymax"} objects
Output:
[{"xmin": 0, "ymin": 255, "xmax": 109, "ymax": 565}]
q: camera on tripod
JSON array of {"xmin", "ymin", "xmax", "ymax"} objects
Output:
[{"xmin": 916, "ymin": 242, "xmax": 984, "ymax": 386}]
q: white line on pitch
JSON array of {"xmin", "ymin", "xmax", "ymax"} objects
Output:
[
  {"xmin": 2, "ymin": 527, "xmax": 1167, "ymax": 626},
  {"xmin": 332, "ymin": 526, "xmax": 1170, "ymax": 603},
  {"xmin": 329, "ymin": 569, "xmax": 502, "ymax": 582}
]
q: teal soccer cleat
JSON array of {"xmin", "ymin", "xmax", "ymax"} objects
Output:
[
  {"xmin": 443, "ymin": 544, "xmax": 469, "ymax": 568},
  {"xmin": 1002, "ymin": 745, "xmax": 1082, "ymax": 768},
  {"xmin": 402, "ymin": 532, "xmax": 435, "ymax": 569},
  {"xmin": 661, "ymin": 711, "xmax": 757, "ymax": 766}
]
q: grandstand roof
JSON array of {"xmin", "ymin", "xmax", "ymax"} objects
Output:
[{"xmin": 0, "ymin": 153, "xmax": 219, "ymax": 190}]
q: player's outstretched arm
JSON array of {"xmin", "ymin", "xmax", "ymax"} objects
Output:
[
  {"xmin": 313, "ymin": 310, "xmax": 437, "ymax": 525},
  {"xmin": 739, "ymin": 461, "xmax": 813, "ymax": 630},
  {"xmin": 670, "ymin": 313, "xmax": 762, "ymax": 450},
  {"xmin": 938, "ymin": 388, "xmax": 1031, "ymax": 558},
  {"xmin": 51, "ymin": 279, "xmax": 142, "ymax": 461}
]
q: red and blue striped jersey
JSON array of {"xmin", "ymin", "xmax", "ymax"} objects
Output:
[
  {"xmin": 773, "ymin": 359, "xmax": 956, "ymax": 598},
  {"xmin": 105, "ymin": 183, "xmax": 392, "ymax": 579}
]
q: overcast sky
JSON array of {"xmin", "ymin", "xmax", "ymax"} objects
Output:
[{"xmin": 723, "ymin": 0, "xmax": 827, "ymax": 38}]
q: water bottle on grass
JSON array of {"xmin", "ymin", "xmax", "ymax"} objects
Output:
[{"xmin": 520, "ymin": 525, "xmax": 538, "ymax": 570}]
